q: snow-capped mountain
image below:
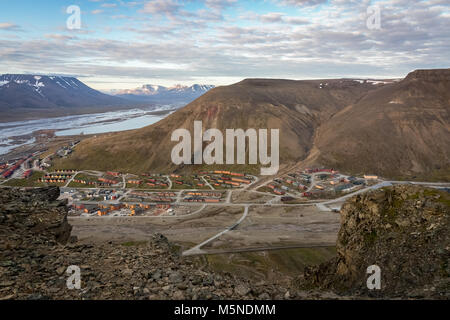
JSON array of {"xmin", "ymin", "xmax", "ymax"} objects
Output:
[
  {"xmin": 0, "ymin": 74, "xmax": 131, "ymax": 121},
  {"xmin": 114, "ymin": 83, "xmax": 215, "ymax": 104}
]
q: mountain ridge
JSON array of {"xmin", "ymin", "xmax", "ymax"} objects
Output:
[
  {"xmin": 54, "ymin": 76, "xmax": 385, "ymax": 174},
  {"xmin": 307, "ymin": 68, "xmax": 450, "ymax": 180},
  {"xmin": 55, "ymin": 68, "xmax": 450, "ymax": 180},
  {"xmin": 113, "ymin": 83, "xmax": 215, "ymax": 104},
  {"xmin": 0, "ymin": 74, "xmax": 137, "ymax": 122}
]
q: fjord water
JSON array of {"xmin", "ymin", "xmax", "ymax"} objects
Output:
[{"xmin": 0, "ymin": 107, "xmax": 172, "ymax": 155}]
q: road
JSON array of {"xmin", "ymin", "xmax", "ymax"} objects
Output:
[
  {"xmin": 181, "ymin": 179, "xmax": 449, "ymax": 255},
  {"xmin": 3, "ymin": 165, "xmax": 449, "ymax": 257},
  {"xmin": 64, "ymin": 171, "xmax": 82, "ymax": 187},
  {"xmin": 315, "ymin": 181, "xmax": 393, "ymax": 211},
  {"xmin": 182, "ymin": 205, "xmax": 249, "ymax": 256},
  {"xmin": 202, "ymin": 176, "xmax": 214, "ymax": 190},
  {"xmin": 225, "ymin": 190, "xmax": 233, "ymax": 203}
]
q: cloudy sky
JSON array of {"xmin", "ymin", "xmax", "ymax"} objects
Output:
[{"xmin": 0, "ymin": 0, "xmax": 449, "ymax": 90}]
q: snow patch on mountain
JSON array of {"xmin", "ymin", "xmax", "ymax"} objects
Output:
[{"xmin": 114, "ymin": 84, "xmax": 215, "ymax": 97}]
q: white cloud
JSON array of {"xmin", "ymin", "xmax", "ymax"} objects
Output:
[
  {"xmin": 1, "ymin": 0, "xmax": 449, "ymax": 88},
  {"xmin": 0, "ymin": 22, "xmax": 21, "ymax": 31}
]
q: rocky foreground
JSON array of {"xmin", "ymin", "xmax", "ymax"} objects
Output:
[
  {"xmin": 0, "ymin": 186, "xmax": 448, "ymax": 300},
  {"xmin": 0, "ymin": 187, "xmax": 297, "ymax": 300}
]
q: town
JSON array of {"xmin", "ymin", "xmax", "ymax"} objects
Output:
[
  {"xmin": 1, "ymin": 139, "xmax": 449, "ymax": 258},
  {"xmin": 1, "ymin": 139, "xmax": 448, "ymax": 221}
]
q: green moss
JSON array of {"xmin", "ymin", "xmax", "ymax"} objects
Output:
[
  {"xmin": 408, "ymin": 189, "xmax": 450, "ymax": 207},
  {"xmin": 364, "ymin": 230, "xmax": 377, "ymax": 246},
  {"xmin": 382, "ymin": 190, "xmax": 405, "ymax": 224}
]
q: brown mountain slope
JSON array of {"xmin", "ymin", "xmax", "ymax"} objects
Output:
[
  {"xmin": 56, "ymin": 78, "xmax": 378, "ymax": 173},
  {"xmin": 307, "ymin": 69, "xmax": 450, "ymax": 180}
]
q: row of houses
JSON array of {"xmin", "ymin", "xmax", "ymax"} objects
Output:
[
  {"xmin": 147, "ymin": 181, "xmax": 169, "ymax": 187},
  {"xmin": 39, "ymin": 173, "xmax": 73, "ymax": 184},
  {"xmin": 128, "ymin": 178, "xmax": 169, "ymax": 188},
  {"xmin": 97, "ymin": 203, "xmax": 126, "ymax": 216},
  {"xmin": 55, "ymin": 169, "xmax": 76, "ymax": 173},
  {"xmin": 184, "ymin": 197, "xmax": 220, "ymax": 203},
  {"xmin": 1, "ymin": 156, "xmax": 30, "ymax": 178},
  {"xmin": 304, "ymin": 168, "xmax": 338, "ymax": 174},
  {"xmin": 207, "ymin": 174, "xmax": 253, "ymax": 188},
  {"xmin": 267, "ymin": 184, "xmax": 286, "ymax": 195},
  {"xmin": 98, "ymin": 177, "xmax": 120, "ymax": 185},
  {"xmin": 73, "ymin": 179, "xmax": 96, "ymax": 186},
  {"xmin": 172, "ymin": 175, "xmax": 206, "ymax": 187},
  {"xmin": 130, "ymin": 191, "xmax": 176, "ymax": 198},
  {"xmin": 212, "ymin": 170, "xmax": 245, "ymax": 177},
  {"xmin": 40, "ymin": 179, "xmax": 67, "ymax": 184},
  {"xmin": 46, "ymin": 174, "xmax": 73, "ymax": 179},
  {"xmin": 23, "ymin": 170, "xmax": 33, "ymax": 179},
  {"xmin": 186, "ymin": 191, "xmax": 222, "ymax": 198}
]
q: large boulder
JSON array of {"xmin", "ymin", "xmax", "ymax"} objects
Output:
[
  {"xmin": 297, "ymin": 185, "xmax": 450, "ymax": 299},
  {"xmin": 0, "ymin": 186, "xmax": 72, "ymax": 246}
]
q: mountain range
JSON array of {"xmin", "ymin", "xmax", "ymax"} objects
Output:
[
  {"xmin": 0, "ymin": 75, "xmax": 215, "ymax": 122},
  {"xmin": 0, "ymin": 74, "xmax": 131, "ymax": 122},
  {"xmin": 54, "ymin": 68, "xmax": 450, "ymax": 180},
  {"xmin": 112, "ymin": 84, "xmax": 215, "ymax": 104}
]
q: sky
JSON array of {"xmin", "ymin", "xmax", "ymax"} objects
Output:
[{"xmin": 0, "ymin": 0, "xmax": 449, "ymax": 91}]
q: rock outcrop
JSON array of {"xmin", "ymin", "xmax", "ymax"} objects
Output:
[
  {"xmin": 0, "ymin": 186, "xmax": 72, "ymax": 246},
  {"xmin": 297, "ymin": 186, "xmax": 450, "ymax": 299}
]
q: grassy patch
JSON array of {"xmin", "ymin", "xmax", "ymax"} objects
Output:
[
  {"xmin": 197, "ymin": 247, "xmax": 336, "ymax": 280},
  {"xmin": 67, "ymin": 172, "xmax": 99, "ymax": 188},
  {"xmin": 3, "ymin": 171, "xmax": 45, "ymax": 187},
  {"xmin": 408, "ymin": 188, "xmax": 450, "ymax": 207}
]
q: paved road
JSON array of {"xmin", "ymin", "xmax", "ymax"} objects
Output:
[
  {"xmin": 182, "ymin": 179, "xmax": 450, "ymax": 256},
  {"xmin": 182, "ymin": 205, "xmax": 249, "ymax": 256},
  {"xmin": 313, "ymin": 180, "xmax": 447, "ymax": 211},
  {"xmin": 5, "ymin": 168, "xmax": 449, "ymax": 256},
  {"xmin": 225, "ymin": 190, "xmax": 232, "ymax": 204},
  {"xmin": 202, "ymin": 176, "xmax": 214, "ymax": 190},
  {"xmin": 64, "ymin": 171, "xmax": 82, "ymax": 187}
]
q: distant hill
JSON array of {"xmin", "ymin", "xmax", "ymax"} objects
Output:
[
  {"xmin": 55, "ymin": 77, "xmax": 382, "ymax": 174},
  {"xmin": 307, "ymin": 69, "xmax": 450, "ymax": 180},
  {"xmin": 55, "ymin": 68, "xmax": 450, "ymax": 180},
  {"xmin": 113, "ymin": 84, "xmax": 215, "ymax": 104},
  {"xmin": 0, "ymin": 74, "xmax": 135, "ymax": 122}
]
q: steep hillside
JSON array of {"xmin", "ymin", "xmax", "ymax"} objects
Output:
[
  {"xmin": 308, "ymin": 69, "xmax": 450, "ymax": 180},
  {"xmin": 55, "ymin": 78, "xmax": 379, "ymax": 173},
  {"xmin": 0, "ymin": 74, "xmax": 133, "ymax": 122}
]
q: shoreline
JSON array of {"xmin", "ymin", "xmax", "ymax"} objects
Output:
[{"xmin": 0, "ymin": 107, "xmax": 175, "ymax": 161}]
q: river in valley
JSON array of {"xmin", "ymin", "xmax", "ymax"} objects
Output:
[{"xmin": 0, "ymin": 106, "xmax": 175, "ymax": 156}]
